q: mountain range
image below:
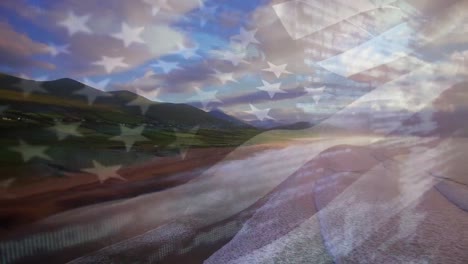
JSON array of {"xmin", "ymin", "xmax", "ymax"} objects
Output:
[
  {"xmin": 0, "ymin": 73, "xmax": 262, "ymax": 182},
  {"xmin": 0, "ymin": 74, "xmax": 254, "ymax": 131}
]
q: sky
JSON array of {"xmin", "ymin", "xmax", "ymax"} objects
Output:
[{"xmin": 0, "ymin": 0, "xmax": 467, "ymax": 126}]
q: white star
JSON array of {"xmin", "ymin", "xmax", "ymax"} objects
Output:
[
  {"xmin": 50, "ymin": 121, "xmax": 83, "ymax": 140},
  {"xmin": 59, "ymin": 11, "xmax": 92, "ymax": 36},
  {"xmin": 231, "ymin": 27, "xmax": 260, "ymax": 47},
  {"xmin": 136, "ymin": 87, "xmax": 161, "ymax": 100},
  {"xmin": 296, "ymin": 102, "xmax": 318, "ymax": 114},
  {"xmin": 262, "ymin": 62, "xmax": 291, "ymax": 78},
  {"xmin": 127, "ymin": 88, "xmax": 161, "ymax": 114},
  {"xmin": 244, "ymin": 104, "xmax": 273, "ymax": 121},
  {"xmin": 112, "ymin": 23, "xmax": 145, "ymax": 47},
  {"xmin": 46, "ymin": 43, "xmax": 70, "ymax": 57},
  {"xmin": 93, "ymin": 56, "xmax": 128, "ymax": 73},
  {"xmin": 82, "ymin": 161, "xmax": 125, "ymax": 183},
  {"xmin": 257, "ymin": 80, "xmax": 286, "ymax": 98},
  {"xmin": 127, "ymin": 96, "xmax": 153, "ymax": 114},
  {"xmin": 38, "ymin": 76, "xmax": 50, "ymax": 81},
  {"xmin": 221, "ymin": 50, "xmax": 246, "ymax": 66},
  {"xmin": 171, "ymin": 126, "xmax": 201, "ymax": 159},
  {"xmin": 211, "ymin": 70, "xmax": 238, "ymax": 85},
  {"xmin": 371, "ymin": 102, "xmax": 382, "ymax": 111},
  {"xmin": 9, "ymin": 140, "xmax": 52, "ymax": 162},
  {"xmin": 74, "ymin": 87, "xmax": 112, "ymax": 105},
  {"xmin": 111, "ymin": 124, "xmax": 149, "ymax": 152},
  {"xmin": 189, "ymin": 87, "xmax": 222, "ymax": 110},
  {"xmin": 173, "ymin": 43, "xmax": 201, "ymax": 59},
  {"xmin": 151, "ymin": 60, "xmax": 181, "ymax": 74},
  {"xmin": 211, "ymin": 43, "xmax": 248, "ymax": 66},
  {"xmin": 143, "ymin": 0, "xmax": 172, "ymax": 16},
  {"xmin": 13, "ymin": 79, "xmax": 48, "ymax": 97},
  {"xmin": 18, "ymin": 74, "xmax": 49, "ymax": 82},
  {"xmin": 312, "ymin": 95, "xmax": 321, "ymax": 104},
  {"xmin": 305, "ymin": 86, "xmax": 325, "ymax": 95},
  {"xmin": 217, "ymin": 52, "xmax": 242, "ymax": 66},
  {"xmin": 82, "ymin": 78, "xmax": 111, "ymax": 91},
  {"xmin": 197, "ymin": 5, "xmax": 217, "ymax": 27},
  {"xmin": 305, "ymin": 86, "xmax": 325, "ymax": 104}
]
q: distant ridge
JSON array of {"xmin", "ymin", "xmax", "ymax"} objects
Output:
[
  {"xmin": 208, "ymin": 109, "xmax": 253, "ymax": 129},
  {"xmin": 0, "ymin": 73, "xmax": 253, "ymax": 130},
  {"xmin": 270, "ymin": 121, "xmax": 313, "ymax": 130}
]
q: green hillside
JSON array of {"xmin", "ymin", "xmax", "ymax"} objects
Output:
[{"xmin": 0, "ymin": 74, "xmax": 260, "ymax": 181}]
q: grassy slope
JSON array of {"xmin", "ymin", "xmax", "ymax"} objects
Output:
[{"xmin": 0, "ymin": 74, "xmax": 260, "ymax": 182}]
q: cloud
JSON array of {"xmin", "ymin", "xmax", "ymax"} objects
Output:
[
  {"xmin": 60, "ymin": 24, "xmax": 185, "ymax": 77},
  {"xmin": 115, "ymin": 61, "xmax": 213, "ymax": 95},
  {"xmin": 113, "ymin": 69, "xmax": 161, "ymax": 91},
  {"xmin": 52, "ymin": 0, "xmax": 195, "ymax": 77},
  {"xmin": 414, "ymin": 0, "xmax": 468, "ymax": 51},
  {"xmin": 0, "ymin": 0, "xmax": 202, "ymax": 77},
  {"xmin": 157, "ymin": 61, "xmax": 217, "ymax": 93},
  {"xmin": 2, "ymin": 0, "xmax": 467, "ymax": 125},
  {"xmin": 0, "ymin": 21, "xmax": 54, "ymax": 71}
]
